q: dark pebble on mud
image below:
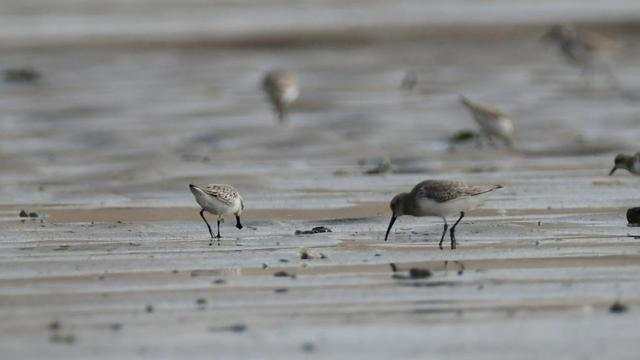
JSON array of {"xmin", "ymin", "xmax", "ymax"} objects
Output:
[
  {"xmin": 48, "ymin": 320, "xmax": 61, "ymax": 331},
  {"xmin": 212, "ymin": 278, "xmax": 226, "ymax": 284},
  {"xmin": 295, "ymin": 226, "xmax": 332, "ymax": 235},
  {"xmin": 109, "ymin": 323, "xmax": 123, "ymax": 331},
  {"xmin": 409, "ymin": 268, "xmax": 432, "ymax": 279},
  {"xmin": 274, "ymin": 288, "xmax": 289, "ymax": 293},
  {"xmin": 209, "ymin": 324, "xmax": 247, "ymax": 333},
  {"xmin": 626, "ymin": 207, "xmax": 640, "ymax": 226},
  {"xmin": 145, "ymin": 305, "xmax": 154, "ymax": 313},
  {"xmin": 4, "ymin": 68, "xmax": 41, "ymax": 83},
  {"xmin": 391, "ymin": 266, "xmax": 433, "ymax": 280},
  {"xmin": 19, "ymin": 210, "xmax": 42, "ymax": 218},
  {"xmin": 449, "ymin": 130, "xmax": 478, "ymax": 143},
  {"xmin": 274, "ymin": 271, "xmax": 296, "ymax": 278},
  {"xmin": 609, "ymin": 301, "xmax": 627, "ymax": 314},
  {"xmin": 301, "ymin": 342, "xmax": 316, "ymax": 353}
]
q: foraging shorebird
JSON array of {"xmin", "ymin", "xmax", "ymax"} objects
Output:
[
  {"xmin": 459, "ymin": 96, "xmax": 515, "ymax": 148},
  {"xmin": 541, "ymin": 25, "xmax": 619, "ymax": 85},
  {"xmin": 609, "ymin": 152, "xmax": 640, "ymax": 176},
  {"xmin": 384, "ymin": 180, "xmax": 502, "ymax": 249},
  {"xmin": 189, "ymin": 184, "xmax": 244, "ymax": 245},
  {"xmin": 262, "ymin": 70, "xmax": 299, "ymax": 123}
]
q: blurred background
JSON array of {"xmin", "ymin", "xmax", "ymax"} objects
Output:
[{"xmin": 2, "ymin": 0, "xmax": 640, "ymax": 209}]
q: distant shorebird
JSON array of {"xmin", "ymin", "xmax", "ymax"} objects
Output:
[
  {"xmin": 189, "ymin": 184, "xmax": 244, "ymax": 245},
  {"xmin": 541, "ymin": 25, "xmax": 619, "ymax": 86},
  {"xmin": 385, "ymin": 180, "xmax": 502, "ymax": 249},
  {"xmin": 609, "ymin": 152, "xmax": 640, "ymax": 176},
  {"xmin": 262, "ymin": 70, "xmax": 299, "ymax": 123},
  {"xmin": 459, "ymin": 96, "xmax": 515, "ymax": 148}
]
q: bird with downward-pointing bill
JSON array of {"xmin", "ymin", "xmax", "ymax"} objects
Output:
[
  {"xmin": 385, "ymin": 180, "xmax": 502, "ymax": 249},
  {"xmin": 609, "ymin": 152, "xmax": 640, "ymax": 176},
  {"xmin": 189, "ymin": 184, "xmax": 244, "ymax": 245}
]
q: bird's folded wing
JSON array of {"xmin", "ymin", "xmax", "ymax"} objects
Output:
[
  {"xmin": 413, "ymin": 180, "xmax": 467, "ymax": 203},
  {"xmin": 203, "ymin": 184, "xmax": 239, "ymax": 206},
  {"xmin": 461, "ymin": 98, "xmax": 505, "ymax": 118}
]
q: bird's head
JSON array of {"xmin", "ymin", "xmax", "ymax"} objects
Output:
[
  {"xmin": 610, "ymin": 153, "xmax": 632, "ymax": 175},
  {"xmin": 389, "ymin": 193, "xmax": 408, "ymax": 217},
  {"xmin": 385, "ymin": 193, "xmax": 409, "ymax": 242}
]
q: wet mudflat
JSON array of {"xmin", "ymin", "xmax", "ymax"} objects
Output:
[
  {"xmin": 2, "ymin": 208, "xmax": 640, "ymax": 359},
  {"xmin": 3, "ymin": 4, "xmax": 640, "ymax": 358}
]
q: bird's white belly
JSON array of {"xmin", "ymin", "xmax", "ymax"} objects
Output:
[
  {"xmin": 191, "ymin": 188, "xmax": 236, "ymax": 215},
  {"xmin": 415, "ymin": 196, "xmax": 483, "ymax": 217},
  {"xmin": 282, "ymin": 86, "xmax": 299, "ymax": 104},
  {"xmin": 482, "ymin": 117, "xmax": 514, "ymax": 138}
]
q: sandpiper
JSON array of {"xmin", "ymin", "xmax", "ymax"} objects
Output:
[
  {"xmin": 541, "ymin": 25, "xmax": 619, "ymax": 85},
  {"xmin": 459, "ymin": 96, "xmax": 515, "ymax": 148},
  {"xmin": 189, "ymin": 184, "xmax": 244, "ymax": 245},
  {"xmin": 262, "ymin": 70, "xmax": 299, "ymax": 123},
  {"xmin": 609, "ymin": 152, "xmax": 640, "ymax": 175},
  {"xmin": 384, "ymin": 180, "xmax": 502, "ymax": 249}
]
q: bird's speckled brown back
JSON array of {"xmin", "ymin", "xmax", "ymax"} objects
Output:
[
  {"xmin": 411, "ymin": 180, "xmax": 501, "ymax": 203},
  {"xmin": 201, "ymin": 184, "xmax": 242, "ymax": 206}
]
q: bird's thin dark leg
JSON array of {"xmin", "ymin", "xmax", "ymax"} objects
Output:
[
  {"xmin": 438, "ymin": 217, "xmax": 449, "ymax": 250},
  {"xmin": 209, "ymin": 218, "xmax": 221, "ymax": 246},
  {"xmin": 199, "ymin": 209, "xmax": 214, "ymax": 241},
  {"xmin": 581, "ymin": 65, "xmax": 595, "ymax": 88},
  {"xmin": 276, "ymin": 101, "xmax": 287, "ymax": 123},
  {"xmin": 449, "ymin": 211, "xmax": 465, "ymax": 250}
]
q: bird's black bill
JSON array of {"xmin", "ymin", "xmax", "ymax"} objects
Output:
[
  {"xmin": 235, "ymin": 215, "xmax": 243, "ymax": 229},
  {"xmin": 384, "ymin": 215, "xmax": 397, "ymax": 242},
  {"xmin": 609, "ymin": 167, "xmax": 617, "ymax": 176}
]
